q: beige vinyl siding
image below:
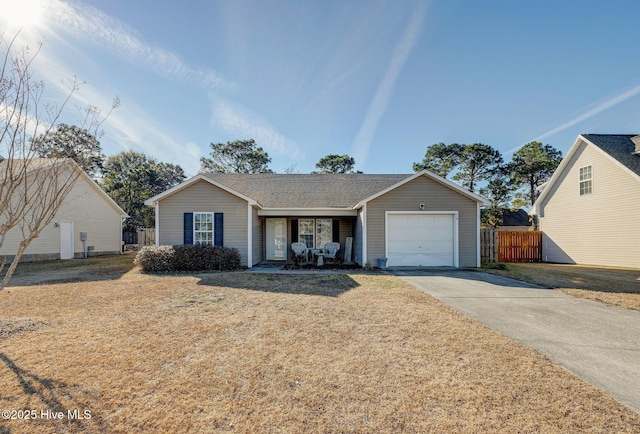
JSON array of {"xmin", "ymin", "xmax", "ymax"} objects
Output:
[
  {"xmin": 539, "ymin": 141, "xmax": 640, "ymax": 268},
  {"xmin": 157, "ymin": 180, "xmax": 249, "ymax": 266},
  {"xmin": 252, "ymin": 207, "xmax": 263, "ymax": 265},
  {"xmin": 366, "ymin": 175, "xmax": 479, "ymax": 267},
  {"xmin": 0, "ymin": 169, "xmax": 123, "ymax": 260}
]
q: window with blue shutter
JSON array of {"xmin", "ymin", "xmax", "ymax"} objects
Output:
[
  {"xmin": 185, "ymin": 212, "xmax": 224, "ymax": 246},
  {"xmin": 183, "ymin": 213, "xmax": 193, "ymax": 244},
  {"xmin": 214, "ymin": 213, "xmax": 224, "ymax": 246}
]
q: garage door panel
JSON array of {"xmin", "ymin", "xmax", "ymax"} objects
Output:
[
  {"xmin": 387, "ymin": 253, "xmax": 453, "ymax": 267},
  {"xmin": 388, "ymin": 240, "xmax": 452, "ymax": 255},
  {"xmin": 387, "ymin": 213, "xmax": 455, "ymax": 267}
]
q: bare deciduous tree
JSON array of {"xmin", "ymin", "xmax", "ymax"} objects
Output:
[{"xmin": 0, "ymin": 33, "xmax": 117, "ymax": 288}]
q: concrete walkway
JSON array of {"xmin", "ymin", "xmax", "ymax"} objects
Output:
[
  {"xmin": 246, "ymin": 262, "xmax": 384, "ymax": 275},
  {"xmin": 394, "ymin": 269, "xmax": 640, "ymax": 414}
]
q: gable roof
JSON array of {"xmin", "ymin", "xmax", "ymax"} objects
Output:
[
  {"xmin": 0, "ymin": 158, "xmax": 128, "ymax": 217},
  {"xmin": 531, "ymin": 134, "xmax": 640, "ymax": 215},
  {"xmin": 144, "ymin": 173, "xmax": 259, "ymax": 207},
  {"xmin": 146, "ymin": 170, "xmax": 489, "ymax": 209},
  {"xmin": 355, "ymin": 170, "xmax": 490, "ymax": 206},
  {"xmin": 581, "ymin": 134, "xmax": 640, "ymax": 178}
]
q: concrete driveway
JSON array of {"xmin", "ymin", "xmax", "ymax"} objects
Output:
[{"xmin": 394, "ymin": 269, "xmax": 640, "ymax": 414}]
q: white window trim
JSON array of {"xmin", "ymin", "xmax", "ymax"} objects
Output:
[
  {"xmin": 298, "ymin": 218, "xmax": 315, "ymax": 249},
  {"xmin": 315, "ymin": 218, "xmax": 332, "ymax": 249},
  {"xmin": 193, "ymin": 211, "xmax": 214, "ymax": 245},
  {"xmin": 298, "ymin": 218, "xmax": 333, "ymax": 249},
  {"xmin": 579, "ymin": 165, "xmax": 593, "ymax": 196}
]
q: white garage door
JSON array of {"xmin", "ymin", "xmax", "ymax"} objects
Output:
[{"xmin": 387, "ymin": 213, "xmax": 456, "ymax": 267}]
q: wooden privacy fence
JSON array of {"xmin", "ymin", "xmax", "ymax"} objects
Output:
[
  {"xmin": 481, "ymin": 229, "xmax": 498, "ymax": 262},
  {"xmin": 481, "ymin": 229, "xmax": 542, "ymax": 263},
  {"xmin": 137, "ymin": 228, "xmax": 156, "ymax": 248}
]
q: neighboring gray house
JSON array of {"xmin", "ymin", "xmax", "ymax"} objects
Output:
[
  {"xmin": 145, "ymin": 170, "xmax": 489, "ymax": 268},
  {"xmin": 530, "ymin": 134, "xmax": 640, "ymax": 268}
]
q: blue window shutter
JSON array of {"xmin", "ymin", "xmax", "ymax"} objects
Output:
[
  {"xmin": 214, "ymin": 213, "xmax": 224, "ymax": 246},
  {"xmin": 291, "ymin": 219, "xmax": 298, "ymax": 242},
  {"xmin": 184, "ymin": 213, "xmax": 193, "ymax": 245},
  {"xmin": 332, "ymin": 219, "xmax": 340, "ymax": 242}
]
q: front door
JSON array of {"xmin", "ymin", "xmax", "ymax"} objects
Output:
[
  {"xmin": 266, "ymin": 218, "xmax": 287, "ymax": 260},
  {"xmin": 60, "ymin": 220, "xmax": 74, "ymax": 260}
]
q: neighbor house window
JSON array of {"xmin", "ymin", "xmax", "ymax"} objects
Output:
[
  {"xmin": 579, "ymin": 165, "xmax": 592, "ymax": 196},
  {"xmin": 194, "ymin": 212, "xmax": 213, "ymax": 245},
  {"xmin": 298, "ymin": 218, "xmax": 333, "ymax": 249}
]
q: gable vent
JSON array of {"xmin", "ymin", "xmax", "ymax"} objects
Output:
[{"xmin": 632, "ymin": 136, "xmax": 640, "ymax": 155}]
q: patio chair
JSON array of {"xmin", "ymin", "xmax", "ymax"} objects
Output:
[
  {"xmin": 291, "ymin": 242, "xmax": 309, "ymax": 265},
  {"xmin": 322, "ymin": 242, "xmax": 341, "ymax": 264}
]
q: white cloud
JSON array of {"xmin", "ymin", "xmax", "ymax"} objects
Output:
[
  {"xmin": 210, "ymin": 99, "xmax": 302, "ymax": 158},
  {"xmin": 41, "ymin": 0, "xmax": 229, "ymax": 91},
  {"xmin": 536, "ymin": 84, "xmax": 640, "ymax": 141},
  {"xmin": 351, "ymin": 1, "xmax": 429, "ymax": 168},
  {"xmin": 64, "ymin": 82, "xmax": 201, "ymax": 174},
  {"xmin": 505, "ymin": 83, "xmax": 640, "ymax": 155},
  {"xmin": 2, "ymin": 0, "xmax": 299, "ymax": 174}
]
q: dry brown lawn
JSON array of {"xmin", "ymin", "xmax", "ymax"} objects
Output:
[
  {"xmin": 1, "ymin": 257, "xmax": 640, "ymax": 433},
  {"xmin": 483, "ymin": 262, "xmax": 640, "ymax": 311}
]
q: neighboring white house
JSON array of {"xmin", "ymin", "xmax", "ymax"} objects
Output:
[
  {"xmin": 530, "ymin": 134, "xmax": 640, "ymax": 269},
  {"xmin": 0, "ymin": 158, "xmax": 128, "ymax": 262}
]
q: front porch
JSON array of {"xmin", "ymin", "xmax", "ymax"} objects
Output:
[{"xmin": 259, "ymin": 216, "xmax": 357, "ymax": 265}]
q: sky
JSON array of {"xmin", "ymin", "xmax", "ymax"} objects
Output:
[{"xmin": 2, "ymin": 0, "xmax": 640, "ymax": 176}]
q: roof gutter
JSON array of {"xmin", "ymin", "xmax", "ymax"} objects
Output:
[{"xmin": 257, "ymin": 207, "xmax": 356, "ymax": 217}]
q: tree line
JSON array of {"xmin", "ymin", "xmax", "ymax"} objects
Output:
[
  {"xmin": 29, "ymin": 135, "xmax": 364, "ymax": 234},
  {"xmin": 413, "ymin": 141, "xmax": 562, "ymax": 227},
  {"xmin": 38, "ymin": 131, "xmax": 561, "ymax": 233}
]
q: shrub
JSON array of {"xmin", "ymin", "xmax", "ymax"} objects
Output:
[
  {"xmin": 135, "ymin": 245, "xmax": 175, "ymax": 272},
  {"xmin": 135, "ymin": 245, "xmax": 241, "ymax": 272}
]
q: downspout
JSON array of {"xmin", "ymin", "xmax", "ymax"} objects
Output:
[
  {"xmin": 120, "ymin": 216, "xmax": 127, "ymax": 254},
  {"xmin": 362, "ymin": 204, "xmax": 367, "ymax": 267},
  {"xmin": 476, "ymin": 202, "xmax": 481, "ymax": 267},
  {"xmin": 247, "ymin": 203, "xmax": 253, "ymax": 268},
  {"xmin": 154, "ymin": 202, "xmax": 160, "ymax": 246}
]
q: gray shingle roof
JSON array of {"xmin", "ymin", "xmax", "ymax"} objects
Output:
[
  {"xmin": 199, "ymin": 173, "xmax": 409, "ymax": 208},
  {"xmin": 582, "ymin": 134, "xmax": 640, "ymax": 178}
]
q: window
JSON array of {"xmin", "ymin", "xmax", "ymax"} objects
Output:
[
  {"xmin": 298, "ymin": 219, "xmax": 333, "ymax": 249},
  {"xmin": 579, "ymin": 165, "xmax": 592, "ymax": 196},
  {"xmin": 194, "ymin": 212, "xmax": 213, "ymax": 245},
  {"xmin": 299, "ymin": 219, "xmax": 314, "ymax": 248},
  {"xmin": 316, "ymin": 219, "xmax": 332, "ymax": 249}
]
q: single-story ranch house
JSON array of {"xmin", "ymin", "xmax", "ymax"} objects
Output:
[
  {"xmin": 531, "ymin": 134, "xmax": 640, "ymax": 268},
  {"xmin": 146, "ymin": 170, "xmax": 489, "ymax": 268}
]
